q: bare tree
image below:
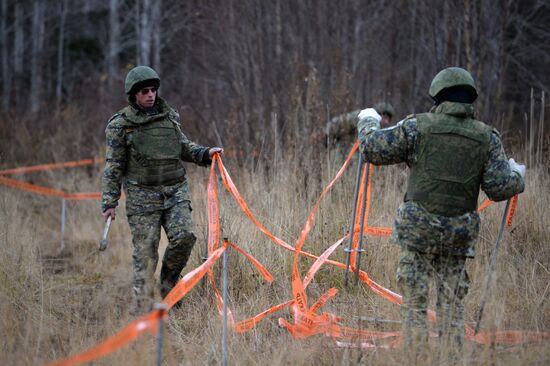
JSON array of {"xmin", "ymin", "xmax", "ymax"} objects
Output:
[
  {"xmin": 30, "ymin": 0, "xmax": 45, "ymax": 113},
  {"xmin": 56, "ymin": 0, "xmax": 68, "ymax": 112},
  {"xmin": 1, "ymin": 0, "xmax": 9, "ymax": 111},
  {"xmin": 106, "ymin": 0, "xmax": 120, "ymax": 92}
]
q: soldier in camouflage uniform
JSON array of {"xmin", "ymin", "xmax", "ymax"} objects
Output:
[
  {"xmin": 101, "ymin": 66, "xmax": 223, "ymax": 314},
  {"xmin": 327, "ymin": 101, "xmax": 395, "ymax": 145},
  {"xmin": 356, "ymin": 68, "xmax": 525, "ymax": 360}
]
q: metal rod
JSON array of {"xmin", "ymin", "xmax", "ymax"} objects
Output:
[
  {"xmin": 153, "ymin": 303, "xmax": 168, "ymax": 366},
  {"xmin": 474, "ymin": 198, "xmax": 512, "ymax": 335},
  {"xmin": 354, "ymin": 163, "xmax": 370, "ymax": 285},
  {"xmin": 60, "ymin": 198, "xmax": 66, "ymax": 252},
  {"xmin": 344, "ymin": 154, "xmax": 364, "ymax": 286},
  {"xmin": 222, "ymin": 245, "xmax": 229, "ymax": 366},
  {"xmin": 99, "ymin": 216, "xmax": 112, "ymax": 251}
]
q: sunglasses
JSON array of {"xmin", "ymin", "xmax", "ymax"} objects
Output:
[{"xmin": 139, "ymin": 87, "xmax": 157, "ymax": 95}]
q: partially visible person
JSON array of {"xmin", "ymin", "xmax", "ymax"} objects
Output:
[
  {"xmin": 322, "ymin": 102, "xmax": 395, "ymax": 157},
  {"xmin": 356, "ymin": 67, "xmax": 525, "ymax": 362},
  {"xmin": 101, "ymin": 66, "xmax": 224, "ymax": 314}
]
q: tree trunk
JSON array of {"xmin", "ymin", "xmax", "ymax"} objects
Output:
[
  {"xmin": 1, "ymin": 0, "xmax": 9, "ymax": 111},
  {"xmin": 152, "ymin": 0, "xmax": 161, "ymax": 74},
  {"xmin": 31, "ymin": 0, "xmax": 45, "ymax": 113},
  {"xmin": 137, "ymin": 0, "xmax": 153, "ymax": 65},
  {"xmin": 107, "ymin": 0, "xmax": 120, "ymax": 93},
  {"xmin": 56, "ymin": 0, "xmax": 68, "ymax": 112},
  {"xmin": 13, "ymin": 2, "xmax": 23, "ymax": 106}
]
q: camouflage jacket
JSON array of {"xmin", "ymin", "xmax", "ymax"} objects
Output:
[
  {"xmin": 101, "ymin": 98, "xmax": 210, "ymax": 213},
  {"xmin": 358, "ymin": 101, "xmax": 525, "ymax": 256},
  {"xmin": 327, "ymin": 110, "xmax": 360, "ymax": 143}
]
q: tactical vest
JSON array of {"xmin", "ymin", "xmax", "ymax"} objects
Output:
[
  {"xmin": 125, "ymin": 115, "xmax": 185, "ymax": 186},
  {"xmin": 405, "ymin": 112, "xmax": 492, "ymax": 216}
]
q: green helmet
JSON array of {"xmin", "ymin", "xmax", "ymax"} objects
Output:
[
  {"xmin": 124, "ymin": 66, "xmax": 160, "ymax": 95},
  {"xmin": 374, "ymin": 102, "xmax": 395, "ymax": 117},
  {"xmin": 429, "ymin": 67, "xmax": 477, "ymax": 99}
]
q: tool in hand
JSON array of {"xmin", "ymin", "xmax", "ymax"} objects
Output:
[{"xmin": 99, "ymin": 216, "xmax": 112, "ymax": 251}]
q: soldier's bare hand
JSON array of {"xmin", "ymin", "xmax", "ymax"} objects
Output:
[
  {"xmin": 209, "ymin": 147, "xmax": 224, "ymax": 158},
  {"xmin": 102, "ymin": 208, "xmax": 116, "ymax": 222}
]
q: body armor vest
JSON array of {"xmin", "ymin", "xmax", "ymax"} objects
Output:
[
  {"xmin": 125, "ymin": 114, "xmax": 185, "ymax": 186},
  {"xmin": 405, "ymin": 112, "xmax": 492, "ymax": 216}
]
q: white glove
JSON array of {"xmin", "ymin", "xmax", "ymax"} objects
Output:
[
  {"xmin": 358, "ymin": 108, "xmax": 381, "ymax": 122},
  {"xmin": 508, "ymin": 158, "xmax": 526, "ymax": 178}
]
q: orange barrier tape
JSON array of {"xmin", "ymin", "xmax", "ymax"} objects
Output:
[
  {"xmin": 0, "ymin": 176, "xmax": 103, "ymax": 201},
  {"xmin": 233, "ymin": 300, "xmax": 294, "ymax": 333},
  {"xmin": 162, "ymin": 244, "xmax": 228, "ymax": 309},
  {"xmin": 45, "ymin": 310, "xmax": 165, "ymax": 366},
  {"xmin": 216, "ymin": 150, "xmax": 547, "ymax": 347},
  {"xmin": 349, "ymin": 164, "xmax": 367, "ymax": 271},
  {"xmin": 505, "ymin": 194, "xmax": 519, "ymax": 227},
  {"xmin": 0, "ymin": 158, "xmax": 103, "ymax": 175},
  {"xmin": 291, "ymin": 142, "xmax": 361, "ymax": 314},
  {"xmin": 309, "ymin": 288, "xmax": 339, "ymax": 314},
  {"xmin": 478, "ymin": 198, "xmax": 493, "ymax": 211},
  {"xmin": 364, "ymin": 226, "xmax": 392, "ymax": 237},
  {"xmin": 216, "ymin": 157, "xmax": 297, "ymax": 252},
  {"xmin": 468, "ymin": 330, "xmax": 550, "ymax": 345},
  {"xmin": 0, "ymin": 176, "xmax": 66, "ymax": 198},
  {"xmin": 44, "ymin": 143, "xmax": 538, "ymax": 365},
  {"xmin": 64, "ymin": 192, "xmax": 102, "ymax": 201},
  {"xmin": 229, "ymin": 241, "xmax": 274, "ymax": 282},
  {"xmin": 207, "ymin": 160, "xmax": 221, "ymax": 252},
  {"xmin": 303, "ymin": 236, "xmax": 347, "ymax": 288}
]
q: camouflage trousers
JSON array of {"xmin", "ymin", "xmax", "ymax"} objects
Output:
[
  {"xmin": 397, "ymin": 249, "xmax": 470, "ymax": 360},
  {"xmin": 127, "ymin": 199, "xmax": 196, "ymax": 314}
]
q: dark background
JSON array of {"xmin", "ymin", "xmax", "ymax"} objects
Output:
[{"xmin": 1, "ymin": 0, "xmax": 548, "ymax": 164}]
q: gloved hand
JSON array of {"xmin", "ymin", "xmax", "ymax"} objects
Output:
[
  {"xmin": 508, "ymin": 158, "xmax": 526, "ymax": 178},
  {"xmin": 358, "ymin": 108, "xmax": 381, "ymax": 131},
  {"xmin": 358, "ymin": 108, "xmax": 381, "ymax": 122}
]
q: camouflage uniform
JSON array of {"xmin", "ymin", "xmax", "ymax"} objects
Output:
[
  {"xmin": 358, "ymin": 96, "xmax": 524, "ymax": 357},
  {"xmin": 327, "ymin": 103, "xmax": 394, "ymax": 160},
  {"xmin": 102, "ymin": 90, "xmax": 210, "ymax": 313}
]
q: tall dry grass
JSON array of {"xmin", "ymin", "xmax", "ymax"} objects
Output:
[{"xmin": 0, "ymin": 90, "xmax": 549, "ymax": 365}]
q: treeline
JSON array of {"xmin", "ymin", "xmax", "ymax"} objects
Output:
[{"xmin": 1, "ymin": 0, "xmax": 549, "ymax": 157}]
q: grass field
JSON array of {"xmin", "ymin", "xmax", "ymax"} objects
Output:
[{"xmin": 1, "ymin": 126, "xmax": 549, "ymax": 365}]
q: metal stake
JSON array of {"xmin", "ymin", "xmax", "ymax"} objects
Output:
[
  {"xmin": 222, "ymin": 244, "xmax": 229, "ymax": 366},
  {"xmin": 99, "ymin": 216, "xmax": 112, "ymax": 251},
  {"xmin": 474, "ymin": 198, "xmax": 512, "ymax": 335},
  {"xmin": 60, "ymin": 198, "xmax": 66, "ymax": 252},
  {"xmin": 354, "ymin": 163, "xmax": 370, "ymax": 284},
  {"xmin": 153, "ymin": 303, "xmax": 168, "ymax": 366},
  {"xmin": 344, "ymin": 154, "xmax": 364, "ymax": 286}
]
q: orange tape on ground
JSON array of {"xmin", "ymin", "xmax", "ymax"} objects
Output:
[
  {"xmin": 216, "ymin": 150, "xmax": 545, "ymax": 347},
  {"xmin": 233, "ymin": 300, "xmax": 294, "ymax": 333},
  {"xmin": 45, "ymin": 310, "xmax": 164, "ymax": 366},
  {"xmin": 309, "ymin": 288, "xmax": 339, "ymax": 314},
  {"xmin": 0, "ymin": 158, "xmax": 103, "ymax": 176}
]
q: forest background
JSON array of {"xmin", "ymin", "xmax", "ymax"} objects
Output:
[{"xmin": 0, "ymin": 1, "xmax": 549, "ymax": 365}]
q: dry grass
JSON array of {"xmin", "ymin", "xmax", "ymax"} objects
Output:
[
  {"xmin": 1, "ymin": 87, "xmax": 549, "ymax": 365},
  {"xmin": 1, "ymin": 132, "xmax": 549, "ymax": 366}
]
